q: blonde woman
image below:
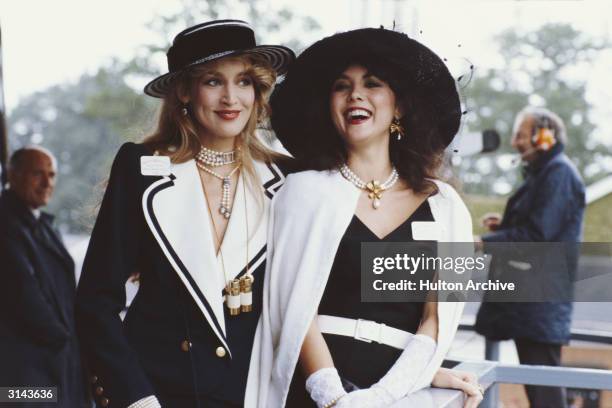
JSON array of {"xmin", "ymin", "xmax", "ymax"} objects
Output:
[{"xmin": 76, "ymin": 20, "xmax": 294, "ymax": 408}]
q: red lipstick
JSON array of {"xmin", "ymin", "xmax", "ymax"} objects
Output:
[{"xmin": 215, "ymin": 110, "xmax": 240, "ymax": 120}]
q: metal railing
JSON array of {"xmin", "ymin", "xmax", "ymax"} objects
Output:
[
  {"xmin": 477, "ymin": 324, "xmax": 612, "ymax": 408},
  {"xmin": 390, "ymin": 324, "xmax": 612, "ymax": 407}
]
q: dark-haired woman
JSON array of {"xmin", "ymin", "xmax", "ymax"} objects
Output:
[
  {"xmin": 76, "ymin": 20, "xmax": 295, "ymax": 407},
  {"xmin": 246, "ymin": 28, "xmax": 482, "ymax": 408}
]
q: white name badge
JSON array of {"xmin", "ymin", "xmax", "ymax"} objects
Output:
[
  {"xmin": 411, "ymin": 221, "xmax": 442, "ymax": 241},
  {"xmin": 140, "ymin": 156, "xmax": 171, "ymax": 176}
]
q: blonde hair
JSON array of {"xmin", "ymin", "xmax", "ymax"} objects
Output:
[{"xmin": 143, "ymin": 54, "xmax": 283, "ymax": 203}]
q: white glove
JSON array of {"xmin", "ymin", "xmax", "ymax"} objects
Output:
[
  {"xmin": 305, "ymin": 367, "xmax": 347, "ymax": 408},
  {"xmin": 127, "ymin": 395, "xmax": 161, "ymax": 408},
  {"xmin": 334, "ymin": 387, "xmax": 392, "ymax": 408},
  {"xmin": 336, "ymin": 334, "xmax": 436, "ymax": 408}
]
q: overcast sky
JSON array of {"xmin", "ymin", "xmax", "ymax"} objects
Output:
[{"xmin": 2, "ymin": 0, "xmax": 611, "ymax": 141}]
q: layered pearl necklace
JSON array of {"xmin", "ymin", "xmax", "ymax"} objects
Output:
[
  {"xmin": 195, "ymin": 146, "xmax": 238, "ymax": 166},
  {"xmin": 339, "ymin": 163, "xmax": 399, "ymax": 209},
  {"xmin": 195, "ymin": 145, "xmax": 240, "ymax": 219}
]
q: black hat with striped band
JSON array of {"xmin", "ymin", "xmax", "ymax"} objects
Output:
[{"xmin": 144, "ymin": 19, "xmax": 295, "ymax": 98}]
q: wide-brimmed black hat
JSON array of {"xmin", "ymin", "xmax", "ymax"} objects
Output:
[
  {"xmin": 270, "ymin": 27, "xmax": 461, "ymax": 158},
  {"xmin": 144, "ymin": 19, "xmax": 295, "ymax": 98}
]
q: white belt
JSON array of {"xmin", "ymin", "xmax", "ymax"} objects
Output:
[{"xmin": 317, "ymin": 315, "xmax": 413, "ymax": 350}]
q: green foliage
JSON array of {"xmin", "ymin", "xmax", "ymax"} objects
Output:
[
  {"xmin": 128, "ymin": 0, "xmax": 321, "ymax": 78},
  {"xmin": 460, "ymin": 23, "xmax": 611, "ymax": 195},
  {"xmin": 83, "ymin": 63, "xmax": 158, "ymax": 138},
  {"xmin": 7, "ymin": 63, "xmax": 157, "ymax": 232},
  {"xmin": 583, "ymin": 194, "xmax": 612, "ymax": 242}
]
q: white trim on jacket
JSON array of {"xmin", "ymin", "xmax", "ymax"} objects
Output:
[{"xmin": 142, "ymin": 159, "xmax": 284, "ymax": 356}]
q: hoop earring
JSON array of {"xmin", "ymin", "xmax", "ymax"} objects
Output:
[
  {"xmin": 181, "ymin": 105, "xmax": 188, "ymax": 116},
  {"xmin": 390, "ymin": 117, "xmax": 405, "ymax": 141}
]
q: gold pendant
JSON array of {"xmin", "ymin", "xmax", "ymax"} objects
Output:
[
  {"xmin": 224, "ymin": 275, "xmax": 254, "ymax": 316},
  {"xmin": 366, "ymin": 180, "xmax": 384, "ymax": 210},
  {"xmin": 240, "ymin": 275, "xmax": 253, "ymax": 312},
  {"xmin": 226, "ymin": 279, "xmax": 241, "ymax": 316}
]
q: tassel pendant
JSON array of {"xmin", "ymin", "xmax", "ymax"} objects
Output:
[
  {"xmin": 225, "ymin": 276, "xmax": 254, "ymax": 316},
  {"xmin": 240, "ymin": 275, "xmax": 253, "ymax": 312},
  {"xmin": 226, "ymin": 279, "xmax": 241, "ymax": 316}
]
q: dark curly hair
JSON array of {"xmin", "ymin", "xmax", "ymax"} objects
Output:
[{"xmin": 270, "ymin": 28, "xmax": 461, "ymax": 194}]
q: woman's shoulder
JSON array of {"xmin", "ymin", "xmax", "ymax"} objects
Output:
[
  {"xmin": 268, "ymin": 155, "xmax": 301, "ymax": 177},
  {"xmin": 108, "ymin": 142, "xmax": 156, "ymax": 177},
  {"xmin": 284, "ymin": 169, "xmax": 339, "ymax": 190},
  {"xmin": 274, "ymin": 170, "xmax": 339, "ymax": 208},
  {"xmin": 429, "ymin": 179, "xmax": 470, "ymax": 212},
  {"xmin": 430, "ymin": 179, "xmax": 463, "ymax": 202},
  {"xmin": 429, "ymin": 179, "xmax": 473, "ymax": 226},
  {"xmin": 114, "ymin": 142, "xmax": 153, "ymax": 161}
]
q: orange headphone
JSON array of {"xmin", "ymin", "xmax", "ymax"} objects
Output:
[{"xmin": 532, "ymin": 117, "xmax": 556, "ymax": 151}]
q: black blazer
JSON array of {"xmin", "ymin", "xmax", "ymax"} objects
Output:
[
  {"xmin": 0, "ymin": 190, "xmax": 87, "ymax": 408},
  {"xmin": 76, "ymin": 143, "xmax": 293, "ymax": 407}
]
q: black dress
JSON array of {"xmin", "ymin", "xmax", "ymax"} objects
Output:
[{"xmin": 286, "ymin": 200, "xmax": 435, "ymax": 407}]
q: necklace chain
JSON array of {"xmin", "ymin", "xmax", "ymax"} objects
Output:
[
  {"xmin": 339, "ymin": 163, "xmax": 399, "ymax": 209},
  {"xmin": 200, "ymin": 170, "xmax": 252, "ymax": 316},
  {"xmin": 195, "ymin": 160, "xmax": 240, "ymax": 219}
]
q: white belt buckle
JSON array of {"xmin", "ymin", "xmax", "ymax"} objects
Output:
[{"xmin": 354, "ymin": 319, "xmax": 385, "ymax": 344}]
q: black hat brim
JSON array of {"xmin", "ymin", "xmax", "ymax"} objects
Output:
[
  {"xmin": 144, "ymin": 45, "xmax": 295, "ymax": 98},
  {"xmin": 270, "ymin": 28, "xmax": 461, "ymax": 158}
]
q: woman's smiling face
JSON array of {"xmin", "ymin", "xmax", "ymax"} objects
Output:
[
  {"xmin": 186, "ymin": 57, "xmax": 256, "ymax": 141},
  {"xmin": 329, "ymin": 65, "xmax": 399, "ymax": 146}
]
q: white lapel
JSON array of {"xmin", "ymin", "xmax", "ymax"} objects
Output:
[
  {"xmin": 142, "ymin": 159, "xmax": 230, "ymax": 354},
  {"xmin": 142, "ymin": 159, "xmax": 287, "ymax": 358}
]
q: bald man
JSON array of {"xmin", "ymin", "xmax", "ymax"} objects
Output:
[{"xmin": 0, "ymin": 147, "xmax": 88, "ymax": 407}]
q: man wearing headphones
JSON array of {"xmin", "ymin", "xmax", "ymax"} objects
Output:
[{"xmin": 474, "ymin": 107, "xmax": 586, "ymax": 408}]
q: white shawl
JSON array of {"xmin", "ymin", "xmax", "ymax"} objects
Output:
[{"xmin": 246, "ymin": 170, "xmax": 473, "ymax": 408}]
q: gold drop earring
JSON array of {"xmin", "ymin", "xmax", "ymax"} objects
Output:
[{"xmin": 390, "ymin": 116, "xmax": 405, "ymax": 141}]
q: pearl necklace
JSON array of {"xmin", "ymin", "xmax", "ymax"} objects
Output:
[
  {"xmin": 196, "ymin": 145, "xmax": 238, "ymax": 167},
  {"xmin": 339, "ymin": 163, "xmax": 399, "ymax": 209},
  {"xmin": 195, "ymin": 160, "xmax": 240, "ymax": 218}
]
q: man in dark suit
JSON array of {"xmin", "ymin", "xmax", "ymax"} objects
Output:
[
  {"xmin": 0, "ymin": 146, "xmax": 87, "ymax": 407},
  {"xmin": 475, "ymin": 107, "xmax": 585, "ymax": 408}
]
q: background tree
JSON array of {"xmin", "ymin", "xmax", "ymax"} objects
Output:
[
  {"xmin": 7, "ymin": 62, "xmax": 154, "ymax": 232},
  {"xmin": 459, "ymin": 23, "xmax": 610, "ymax": 196},
  {"xmin": 127, "ymin": 0, "xmax": 320, "ymax": 78}
]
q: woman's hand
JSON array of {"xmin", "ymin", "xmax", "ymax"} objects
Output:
[
  {"xmin": 432, "ymin": 367, "xmax": 483, "ymax": 408},
  {"xmin": 480, "ymin": 212, "xmax": 501, "ymax": 231}
]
